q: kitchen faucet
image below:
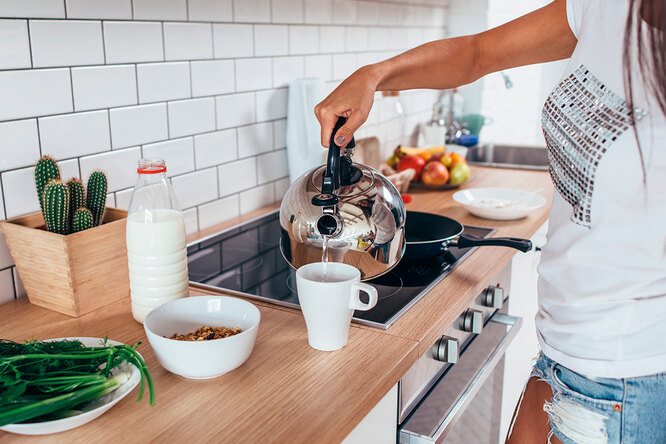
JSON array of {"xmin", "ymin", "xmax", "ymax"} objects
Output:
[{"xmin": 442, "ymin": 71, "xmax": 513, "ymax": 143}]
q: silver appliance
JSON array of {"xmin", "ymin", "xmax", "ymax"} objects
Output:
[{"xmin": 399, "ymin": 263, "xmax": 522, "ymax": 443}]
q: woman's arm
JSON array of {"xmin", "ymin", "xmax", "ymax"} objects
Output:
[{"xmin": 315, "ymin": 0, "xmax": 577, "ymax": 148}]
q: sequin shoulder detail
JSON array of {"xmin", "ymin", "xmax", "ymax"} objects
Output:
[{"xmin": 541, "ymin": 65, "xmax": 647, "ymax": 227}]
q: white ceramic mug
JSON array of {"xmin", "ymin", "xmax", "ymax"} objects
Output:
[{"xmin": 296, "ymin": 262, "xmax": 378, "ymax": 351}]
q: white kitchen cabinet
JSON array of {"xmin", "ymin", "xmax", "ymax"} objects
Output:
[
  {"xmin": 499, "ymin": 221, "xmax": 548, "ymax": 442},
  {"xmin": 342, "ymin": 384, "xmax": 398, "ymax": 444}
]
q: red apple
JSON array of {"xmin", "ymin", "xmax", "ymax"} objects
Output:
[
  {"xmin": 422, "ymin": 161, "xmax": 450, "ymax": 185},
  {"xmin": 397, "ymin": 155, "xmax": 426, "ymax": 181}
]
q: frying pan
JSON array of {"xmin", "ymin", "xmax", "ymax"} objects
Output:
[{"xmin": 404, "ymin": 211, "xmax": 532, "ymax": 260}]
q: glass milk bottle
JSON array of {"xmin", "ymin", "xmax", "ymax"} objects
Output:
[{"xmin": 126, "ymin": 159, "xmax": 188, "ymax": 323}]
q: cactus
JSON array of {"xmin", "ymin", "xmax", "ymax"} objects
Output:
[
  {"xmin": 42, "ymin": 179, "xmax": 70, "ymax": 235},
  {"xmin": 32, "ymin": 157, "xmax": 109, "ymax": 234},
  {"xmin": 35, "ymin": 156, "xmax": 61, "ymax": 214},
  {"xmin": 66, "ymin": 178, "xmax": 86, "ymax": 224},
  {"xmin": 72, "ymin": 207, "xmax": 94, "ymax": 233},
  {"xmin": 86, "ymin": 170, "xmax": 107, "ymax": 227}
]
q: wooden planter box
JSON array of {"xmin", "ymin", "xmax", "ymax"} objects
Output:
[{"xmin": 0, "ymin": 208, "xmax": 129, "ymax": 317}]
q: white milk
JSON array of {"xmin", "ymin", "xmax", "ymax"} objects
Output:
[{"xmin": 126, "ymin": 209, "xmax": 188, "ymax": 323}]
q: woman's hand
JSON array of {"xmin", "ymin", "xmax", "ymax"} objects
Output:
[
  {"xmin": 314, "ymin": 65, "xmax": 381, "ymax": 149},
  {"xmin": 313, "ymin": 0, "xmax": 575, "ymax": 150}
]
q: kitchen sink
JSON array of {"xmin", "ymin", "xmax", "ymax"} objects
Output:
[{"xmin": 466, "ymin": 144, "xmax": 548, "ymax": 170}]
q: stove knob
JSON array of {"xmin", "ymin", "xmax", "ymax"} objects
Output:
[
  {"xmin": 432, "ymin": 336, "xmax": 459, "ymax": 364},
  {"xmin": 484, "ymin": 285, "xmax": 504, "ymax": 309},
  {"xmin": 462, "ymin": 309, "xmax": 483, "ymax": 334}
]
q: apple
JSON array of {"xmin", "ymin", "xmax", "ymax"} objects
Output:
[
  {"xmin": 439, "ymin": 152, "xmax": 453, "ymax": 167},
  {"xmin": 422, "ymin": 161, "xmax": 450, "ymax": 185},
  {"xmin": 397, "ymin": 155, "xmax": 426, "ymax": 181},
  {"xmin": 449, "ymin": 162, "xmax": 471, "ymax": 184}
]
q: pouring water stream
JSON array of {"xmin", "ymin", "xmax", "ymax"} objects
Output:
[{"xmin": 321, "ymin": 236, "xmax": 330, "ymax": 282}]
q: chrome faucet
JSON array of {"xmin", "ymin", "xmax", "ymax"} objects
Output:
[
  {"xmin": 444, "ymin": 90, "xmax": 465, "ymax": 143},
  {"xmin": 435, "ymin": 71, "xmax": 512, "ymax": 143}
]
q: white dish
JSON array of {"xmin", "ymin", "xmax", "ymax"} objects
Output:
[
  {"xmin": 453, "ymin": 187, "xmax": 546, "ymax": 220},
  {"xmin": 0, "ymin": 337, "xmax": 141, "ymax": 436},
  {"xmin": 143, "ymin": 295, "xmax": 260, "ymax": 379}
]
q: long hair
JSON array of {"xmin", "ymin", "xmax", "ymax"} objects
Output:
[{"xmin": 623, "ymin": 0, "xmax": 666, "ymax": 176}]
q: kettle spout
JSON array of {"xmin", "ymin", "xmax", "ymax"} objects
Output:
[{"xmin": 316, "ymin": 212, "xmax": 343, "ymax": 237}]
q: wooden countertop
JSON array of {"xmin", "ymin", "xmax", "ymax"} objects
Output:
[{"xmin": 0, "ymin": 166, "xmax": 552, "ymax": 443}]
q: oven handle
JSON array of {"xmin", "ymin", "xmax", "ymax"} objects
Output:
[{"xmin": 400, "ymin": 313, "xmax": 522, "ymax": 444}]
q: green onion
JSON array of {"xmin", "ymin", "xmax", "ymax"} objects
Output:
[
  {"xmin": 0, "ymin": 338, "xmax": 155, "ymax": 426},
  {"xmin": 0, "ymin": 372, "xmax": 128, "ymax": 426}
]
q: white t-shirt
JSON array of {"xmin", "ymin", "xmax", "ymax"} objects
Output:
[{"xmin": 536, "ymin": 0, "xmax": 666, "ymax": 378}]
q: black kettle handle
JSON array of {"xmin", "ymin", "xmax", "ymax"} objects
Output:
[
  {"xmin": 313, "ymin": 117, "xmax": 356, "ymax": 206},
  {"xmin": 322, "ymin": 117, "xmax": 346, "ymax": 194},
  {"xmin": 453, "ymin": 233, "xmax": 533, "ymax": 252}
]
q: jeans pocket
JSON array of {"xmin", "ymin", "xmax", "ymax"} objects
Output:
[{"xmin": 550, "ymin": 363, "xmax": 622, "ymax": 412}]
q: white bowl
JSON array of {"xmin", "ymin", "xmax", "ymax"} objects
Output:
[
  {"xmin": 452, "ymin": 187, "xmax": 546, "ymax": 220},
  {"xmin": 144, "ymin": 296, "xmax": 260, "ymax": 379}
]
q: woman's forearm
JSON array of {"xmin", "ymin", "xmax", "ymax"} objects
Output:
[
  {"xmin": 315, "ymin": 0, "xmax": 575, "ymax": 147},
  {"xmin": 370, "ymin": 35, "xmax": 483, "ymax": 92}
]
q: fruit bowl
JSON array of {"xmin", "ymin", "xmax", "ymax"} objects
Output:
[{"xmin": 385, "ymin": 145, "xmax": 472, "ymax": 191}]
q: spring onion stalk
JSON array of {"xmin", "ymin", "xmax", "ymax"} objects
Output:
[
  {"xmin": 0, "ymin": 373, "xmax": 129, "ymax": 426},
  {"xmin": 0, "ymin": 339, "xmax": 155, "ymax": 426}
]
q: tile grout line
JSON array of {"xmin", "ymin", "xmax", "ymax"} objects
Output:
[
  {"xmin": 0, "ymin": 175, "xmax": 9, "ymax": 222},
  {"xmin": 68, "ymin": 67, "xmax": 75, "ymax": 112},
  {"xmin": 10, "ymin": 266, "xmax": 18, "ymax": 300},
  {"xmin": 26, "ymin": 19, "xmax": 34, "ymax": 70},
  {"xmin": 100, "ymin": 20, "xmax": 108, "ymax": 65},
  {"xmin": 161, "ymin": 21, "xmax": 166, "ymax": 61}
]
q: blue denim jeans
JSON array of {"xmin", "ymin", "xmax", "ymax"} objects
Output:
[{"xmin": 531, "ymin": 353, "xmax": 666, "ymax": 444}]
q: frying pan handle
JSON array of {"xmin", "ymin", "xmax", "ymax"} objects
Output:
[{"xmin": 454, "ymin": 234, "xmax": 533, "ymax": 252}]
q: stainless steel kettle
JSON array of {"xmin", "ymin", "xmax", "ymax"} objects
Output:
[{"xmin": 279, "ymin": 117, "xmax": 406, "ymax": 280}]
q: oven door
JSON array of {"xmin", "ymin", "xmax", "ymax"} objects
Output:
[{"xmin": 399, "ymin": 313, "xmax": 522, "ymax": 444}]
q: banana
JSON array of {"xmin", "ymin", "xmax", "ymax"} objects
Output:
[{"xmin": 396, "ymin": 145, "xmax": 447, "ymax": 157}]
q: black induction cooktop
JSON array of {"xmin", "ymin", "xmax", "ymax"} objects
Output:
[{"xmin": 187, "ymin": 210, "xmax": 494, "ymax": 329}]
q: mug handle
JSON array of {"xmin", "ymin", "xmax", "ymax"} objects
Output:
[{"xmin": 349, "ymin": 283, "xmax": 378, "ymax": 311}]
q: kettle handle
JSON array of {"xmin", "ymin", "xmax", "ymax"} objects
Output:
[
  {"xmin": 321, "ymin": 117, "xmax": 345, "ymax": 194},
  {"xmin": 313, "ymin": 117, "xmax": 356, "ymax": 206}
]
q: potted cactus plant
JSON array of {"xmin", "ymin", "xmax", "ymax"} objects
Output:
[{"xmin": 0, "ymin": 156, "xmax": 130, "ymax": 317}]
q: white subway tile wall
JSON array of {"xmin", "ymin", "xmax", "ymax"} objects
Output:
[
  {"xmin": 65, "ymin": 0, "xmax": 133, "ymax": 20},
  {"xmin": 29, "ymin": 20, "xmax": 105, "ymax": 68},
  {"xmin": 0, "ymin": 19, "xmax": 31, "ymax": 69},
  {"xmin": 0, "ymin": 1, "xmax": 65, "ymax": 19},
  {"xmin": 137, "ymin": 62, "xmax": 191, "ymax": 104},
  {"xmin": 72, "ymin": 65, "xmax": 138, "ymax": 111},
  {"xmin": 0, "ymin": 0, "xmax": 448, "ymax": 302}
]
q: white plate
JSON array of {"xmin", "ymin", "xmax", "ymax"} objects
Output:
[
  {"xmin": 0, "ymin": 337, "xmax": 141, "ymax": 436},
  {"xmin": 453, "ymin": 187, "xmax": 546, "ymax": 220}
]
